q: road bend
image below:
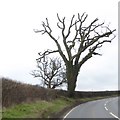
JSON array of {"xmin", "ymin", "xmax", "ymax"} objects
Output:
[{"xmin": 63, "ymin": 97, "xmax": 119, "ymax": 119}]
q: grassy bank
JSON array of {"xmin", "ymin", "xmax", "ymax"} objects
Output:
[
  {"xmin": 2, "ymin": 96, "xmax": 115, "ymax": 118},
  {"xmin": 2, "ymin": 77, "xmax": 119, "ymax": 108},
  {"xmin": 2, "ymin": 97, "xmax": 74, "ymax": 118},
  {"xmin": 2, "ymin": 78, "xmax": 119, "ymax": 118}
]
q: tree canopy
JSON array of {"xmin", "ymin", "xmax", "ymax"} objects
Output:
[{"xmin": 34, "ymin": 13, "xmax": 116, "ymax": 97}]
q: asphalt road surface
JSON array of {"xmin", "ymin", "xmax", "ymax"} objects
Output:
[{"xmin": 64, "ymin": 97, "xmax": 119, "ymax": 119}]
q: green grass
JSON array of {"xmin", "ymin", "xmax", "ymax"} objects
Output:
[
  {"xmin": 80, "ymin": 96, "xmax": 104, "ymax": 102},
  {"xmin": 2, "ymin": 98, "xmax": 73, "ymax": 118},
  {"xmin": 2, "ymin": 96, "xmax": 114, "ymax": 118}
]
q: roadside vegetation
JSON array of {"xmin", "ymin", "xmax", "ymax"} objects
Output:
[
  {"xmin": 2, "ymin": 96, "xmax": 110, "ymax": 118},
  {"xmin": 3, "ymin": 97, "xmax": 73, "ymax": 118},
  {"xmin": 2, "ymin": 77, "xmax": 119, "ymax": 118}
]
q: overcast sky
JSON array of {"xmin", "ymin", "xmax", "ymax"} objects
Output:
[{"xmin": 0, "ymin": 0, "xmax": 118, "ymax": 91}]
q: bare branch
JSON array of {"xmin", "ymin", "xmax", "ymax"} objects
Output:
[
  {"xmin": 34, "ymin": 13, "xmax": 116, "ymax": 95},
  {"xmin": 65, "ymin": 15, "xmax": 75, "ymax": 38},
  {"xmin": 35, "ymin": 17, "xmax": 68, "ymax": 63},
  {"xmin": 45, "ymin": 18, "xmax": 52, "ymax": 33},
  {"xmin": 57, "ymin": 13, "xmax": 63, "ymax": 23},
  {"xmin": 31, "ymin": 57, "xmax": 67, "ymax": 89},
  {"xmin": 78, "ymin": 38, "xmax": 113, "ymax": 67},
  {"xmin": 78, "ymin": 13, "xmax": 88, "ymax": 23},
  {"xmin": 36, "ymin": 49, "xmax": 59, "ymax": 62},
  {"xmin": 73, "ymin": 28, "xmax": 115, "ymax": 65},
  {"xmin": 57, "ymin": 22, "xmax": 63, "ymax": 29}
]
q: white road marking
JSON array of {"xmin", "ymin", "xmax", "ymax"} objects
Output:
[
  {"xmin": 104, "ymin": 97, "xmax": 120, "ymax": 120},
  {"xmin": 109, "ymin": 112, "xmax": 120, "ymax": 120},
  {"xmin": 104, "ymin": 106, "xmax": 108, "ymax": 111},
  {"xmin": 63, "ymin": 105, "xmax": 78, "ymax": 119},
  {"xmin": 64, "ymin": 97, "xmax": 119, "ymax": 119}
]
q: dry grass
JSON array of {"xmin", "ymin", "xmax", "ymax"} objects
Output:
[
  {"xmin": 2, "ymin": 77, "xmax": 59, "ymax": 108},
  {"xmin": 1, "ymin": 77, "xmax": 119, "ymax": 108}
]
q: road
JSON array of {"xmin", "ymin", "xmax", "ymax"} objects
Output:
[{"xmin": 64, "ymin": 97, "xmax": 119, "ymax": 119}]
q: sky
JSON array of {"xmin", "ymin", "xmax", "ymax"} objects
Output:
[{"xmin": 0, "ymin": 0, "xmax": 118, "ymax": 91}]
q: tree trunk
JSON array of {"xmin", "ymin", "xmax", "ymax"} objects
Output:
[
  {"xmin": 66, "ymin": 65, "xmax": 79, "ymax": 97},
  {"xmin": 48, "ymin": 80, "xmax": 51, "ymax": 89},
  {"xmin": 67, "ymin": 76, "xmax": 77, "ymax": 97}
]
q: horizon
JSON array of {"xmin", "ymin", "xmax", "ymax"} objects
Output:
[{"xmin": 1, "ymin": 77, "xmax": 119, "ymax": 92}]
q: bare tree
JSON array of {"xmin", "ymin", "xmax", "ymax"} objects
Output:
[
  {"xmin": 34, "ymin": 13, "xmax": 116, "ymax": 97},
  {"xmin": 31, "ymin": 56, "xmax": 67, "ymax": 89}
]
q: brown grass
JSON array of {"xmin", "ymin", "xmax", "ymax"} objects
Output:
[
  {"xmin": 1, "ymin": 77, "xmax": 119, "ymax": 108},
  {"xmin": 2, "ymin": 77, "xmax": 59, "ymax": 107}
]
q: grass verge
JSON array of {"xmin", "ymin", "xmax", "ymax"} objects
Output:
[
  {"xmin": 2, "ymin": 97, "xmax": 74, "ymax": 118},
  {"xmin": 2, "ymin": 95, "xmax": 116, "ymax": 118}
]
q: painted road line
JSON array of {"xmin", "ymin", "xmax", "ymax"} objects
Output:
[
  {"xmin": 63, "ymin": 105, "xmax": 78, "ymax": 119},
  {"xmin": 104, "ymin": 106, "xmax": 108, "ymax": 111},
  {"xmin": 109, "ymin": 112, "xmax": 120, "ymax": 120},
  {"xmin": 104, "ymin": 98, "xmax": 120, "ymax": 120}
]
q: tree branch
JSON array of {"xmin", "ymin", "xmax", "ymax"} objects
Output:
[
  {"xmin": 34, "ymin": 17, "xmax": 68, "ymax": 63},
  {"xmin": 57, "ymin": 14, "xmax": 72, "ymax": 61},
  {"xmin": 73, "ymin": 24, "xmax": 116, "ymax": 65},
  {"xmin": 78, "ymin": 38, "xmax": 114, "ymax": 68},
  {"xmin": 34, "ymin": 13, "xmax": 116, "ymax": 75},
  {"xmin": 36, "ymin": 49, "xmax": 59, "ymax": 62}
]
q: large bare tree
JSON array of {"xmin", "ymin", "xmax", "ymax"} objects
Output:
[
  {"xmin": 34, "ymin": 13, "xmax": 116, "ymax": 97},
  {"xmin": 31, "ymin": 56, "xmax": 66, "ymax": 89}
]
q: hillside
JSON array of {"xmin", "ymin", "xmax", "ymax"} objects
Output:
[
  {"xmin": 2, "ymin": 77, "xmax": 119, "ymax": 108},
  {"xmin": 1, "ymin": 77, "xmax": 119, "ymax": 118},
  {"xmin": 2, "ymin": 77, "xmax": 58, "ymax": 107}
]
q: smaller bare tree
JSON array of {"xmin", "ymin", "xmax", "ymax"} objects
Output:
[{"xmin": 31, "ymin": 55, "xmax": 67, "ymax": 89}]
